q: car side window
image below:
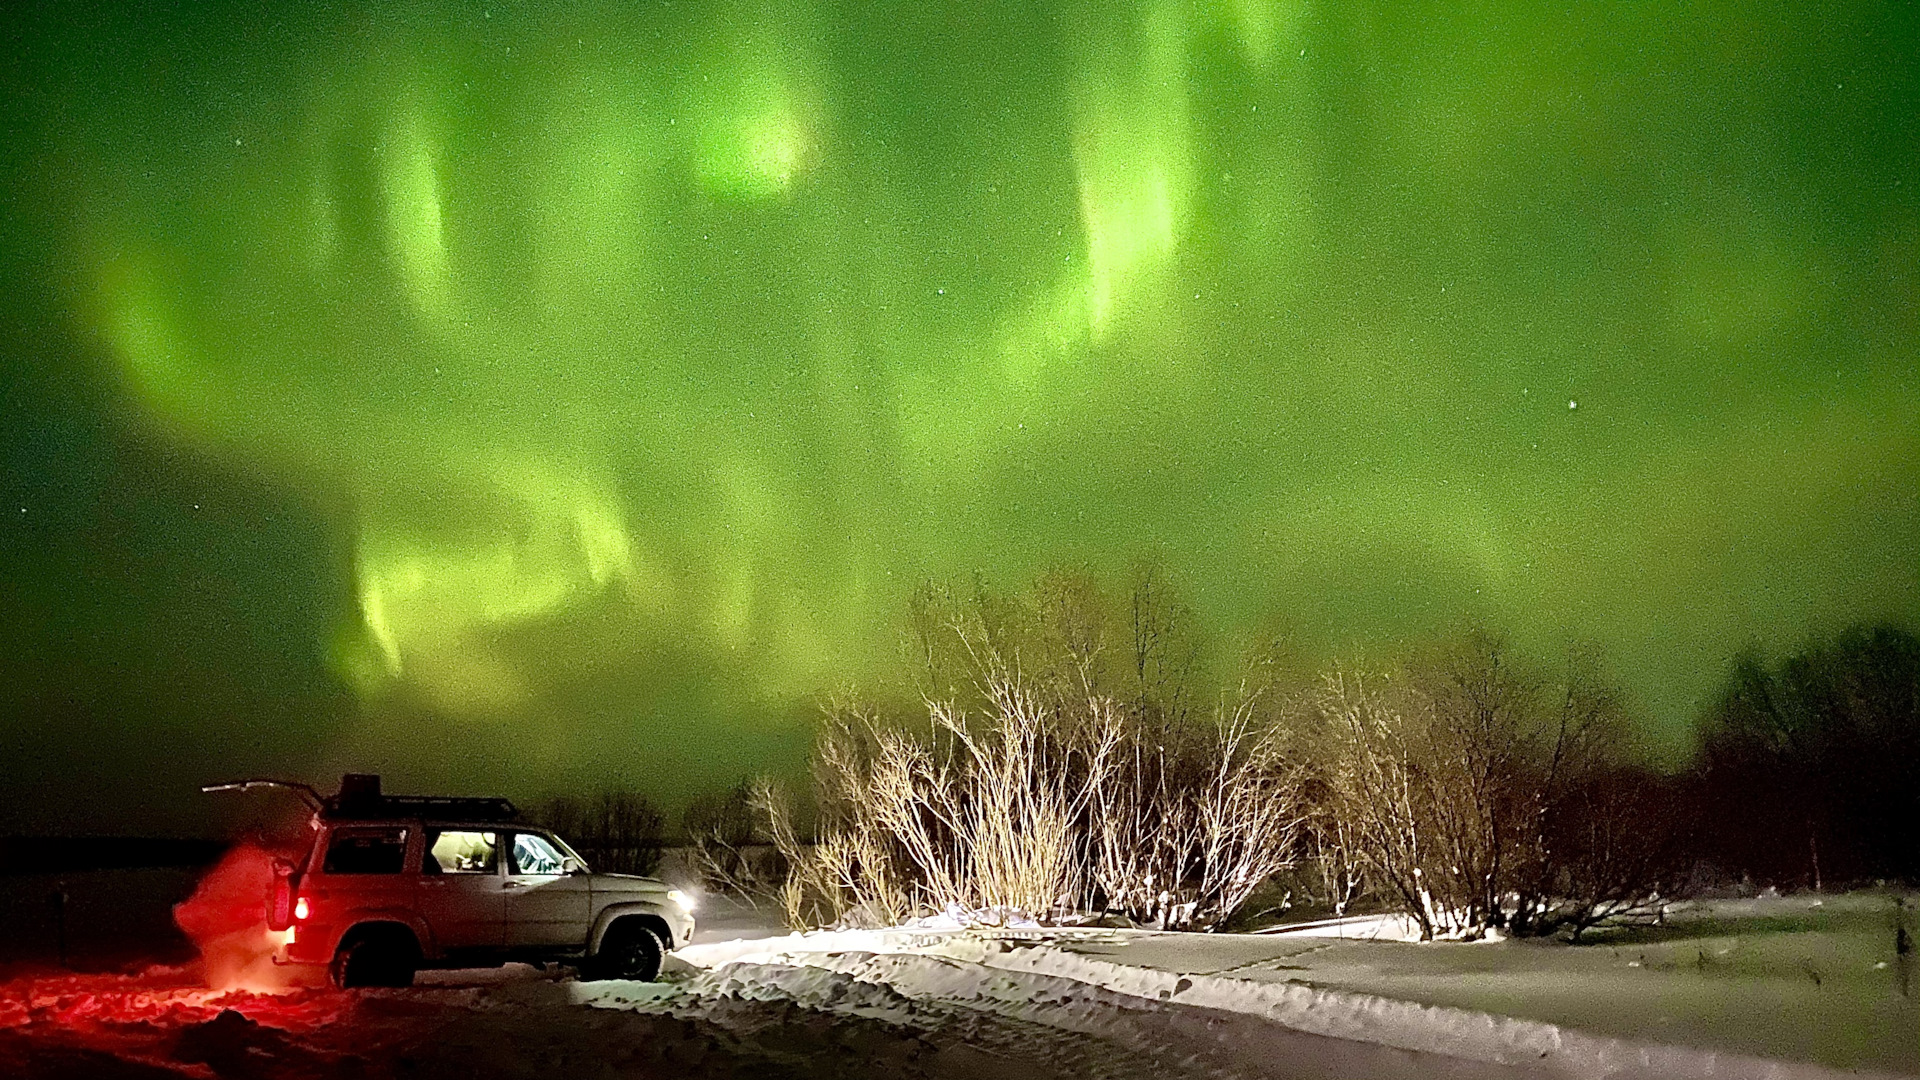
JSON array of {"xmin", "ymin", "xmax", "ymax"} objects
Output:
[
  {"xmin": 322, "ymin": 827, "xmax": 409, "ymax": 874},
  {"xmin": 425, "ymin": 829, "xmax": 499, "ymax": 874},
  {"xmin": 509, "ymin": 832, "xmax": 567, "ymax": 876}
]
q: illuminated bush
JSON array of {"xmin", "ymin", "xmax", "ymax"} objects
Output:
[
  {"xmin": 1304, "ymin": 634, "xmax": 1685, "ymax": 940},
  {"xmin": 762, "ymin": 570, "xmax": 1307, "ymax": 930}
]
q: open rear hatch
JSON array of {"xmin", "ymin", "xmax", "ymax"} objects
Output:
[{"xmin": 201, "ymin": 777, "xmax": 326, "ymax": 931}]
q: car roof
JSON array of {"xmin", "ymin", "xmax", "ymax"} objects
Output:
[{"xmin": 319, "ymin": 793, "xmax": 521, "ymax": 825}]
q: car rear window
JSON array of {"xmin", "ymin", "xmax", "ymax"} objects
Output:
[
  {"xmin": 322, "ymin": 827, "xmax": 409, "ymax": 874},
  {"xmin": 424, "ymin": 829, "xmax": 499, "ymax": 874}
]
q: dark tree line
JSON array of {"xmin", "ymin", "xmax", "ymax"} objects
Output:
[{"xmin": 1693, "ymin": 624, "xmax": 1919, "ymax": 889}]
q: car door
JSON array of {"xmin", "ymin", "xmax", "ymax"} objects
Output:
[
  {"xmin": 503, "ymin": 830, "xmax": 592, "ymax": 949},
  {"xmin": 415, "ymin": 827, "xmax": 506, "ymax": 955}
]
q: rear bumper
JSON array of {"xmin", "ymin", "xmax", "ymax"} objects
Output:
[
  {"xmin": 271, "ymin": 952, "xmax": 326, "ymax": 968},
  {"xmin": 273, "ymin": 926, "xmax": 333, "ymax": 967}
]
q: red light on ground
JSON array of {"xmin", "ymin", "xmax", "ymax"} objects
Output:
[{"xmin": 293, "ymin": 896, "xmax": 310, "ymax": 921}]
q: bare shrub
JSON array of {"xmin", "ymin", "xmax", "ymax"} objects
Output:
[
  {"xmin": 530, "ymin": 791, "xmax": 665, "ymax": 877},
  {"xmin": 762, "ymin": 569, "xmax": 1307, "ymax": 931},
  {"xmin": 1542, "ymin": 767, "xmax": 1694, "ymax": 941},
  {"xmin": 1307, "ymin": 635, "xmax": 1684, "ymax": 940},
  {"xmin": 763, "ymin": 683, "xmax": 1116, "ymax": 927},
  {"xmin": 683, "ymin": 779, "xmax": 783, "ymax": 898},
  {"xmin": 1088, "ymin": 683, "xmax": 1307, "ymax": 928},
  {"xmin": 1310, "ymin": 667, "xmax": 1470, "ymax": 938},
  {"xmin": 757, "ymin": 768, "xmax": 912, "ymax": 930}
]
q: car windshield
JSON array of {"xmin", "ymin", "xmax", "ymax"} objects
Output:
[{"xmin": 526, "ymin": 829, "xmax": 587, "ymax": 871}]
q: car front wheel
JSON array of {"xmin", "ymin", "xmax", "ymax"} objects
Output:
[{"xmin": 586, "ymin": 920, "xmax": 664, "ymax": 981}]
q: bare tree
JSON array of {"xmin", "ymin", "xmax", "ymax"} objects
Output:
[
  {"xmin": 1311, "ymin": 667, "xmax": 1461, "ymax": 939},
  {"xmin": 1417, "ymin": 632, "xmax": 1538, "ymax": 934},
  {"xmin": 1546, "ymin": 767, "xmax": 1693, "ymax": 941},
  {"xmin": 1695, "ymin": 625, "xmax": 1920, "ymax": 889},
  {"xmin": 763, "ymin": 570, "xmax": 1307, "ymax": 931},
  {"xmin": 684, "ymin": 779, "xmax": 781, "ymax": 899},
  {"xmin": 1309, "ymin": 636, "xmax": 1683, "ymax": 940}
]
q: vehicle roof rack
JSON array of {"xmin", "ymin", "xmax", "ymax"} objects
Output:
[
  {"xmin": 321, "ymin": 793, "xmax": 522, "ymax": 823},
  {"xmin": 207, "ymin": 774, "xmax": 521, "ymax": 823},
  {"xmin": 320, "ymin": 774, "xmax": 520, "ymax": 823}
]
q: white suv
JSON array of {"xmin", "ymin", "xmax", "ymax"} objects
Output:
[{"xmin": 209, "ymin": 775, "xmax": 694, "ymax": 988}]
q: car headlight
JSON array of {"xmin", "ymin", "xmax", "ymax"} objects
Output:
[{"xmin": 667, "ymin": 888, "xmax": 696, "ymax": 912}]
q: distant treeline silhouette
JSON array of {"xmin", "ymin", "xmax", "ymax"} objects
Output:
[{"xmin": 1693, "ymin": 624, "xmax": 1919, "ymax": 889}]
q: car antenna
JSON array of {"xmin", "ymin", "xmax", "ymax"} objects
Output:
[{"xmin": 201, "ymin": 778, "xmax": 325, "ymax": 812}]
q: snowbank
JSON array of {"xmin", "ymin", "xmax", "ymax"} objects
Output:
[{"xmin": 666, "ymin": 927, "xmax": 1908, "ymax": 1080}]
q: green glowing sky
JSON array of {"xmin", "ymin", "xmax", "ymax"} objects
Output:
[{"xmin": 2, "ymin": 0, "xmax": 1914, "ymax": 830}]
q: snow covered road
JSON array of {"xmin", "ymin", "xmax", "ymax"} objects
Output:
[
  {"xmin": 658, "ymin": 930, "xmax": 1906, "ymax": 1080},
  {"xmin": 0, "ymin": 960, "xmax": 1567, "ymax": 1080}
]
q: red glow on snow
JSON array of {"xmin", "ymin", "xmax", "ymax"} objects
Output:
[
  {"xmin": 172, "ymin": 843, "xmax": 311, "ymax": 992},
  {"xmin": 0, "ymin": 970, "xmax": 362, "ymax": 1075}
]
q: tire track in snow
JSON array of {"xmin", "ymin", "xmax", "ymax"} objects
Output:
[{"xmin": 603, "ymin": 955, "xmax": 1566, "ymax": 1080}]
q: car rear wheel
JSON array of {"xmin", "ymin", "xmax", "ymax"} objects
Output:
[
  {"xmin": 586, "ymin": 920, "xmax": 664, "ymax": 981},
  {"xmin": 330, "ymin": 927, "xmax": 419, "ymax": 989}
]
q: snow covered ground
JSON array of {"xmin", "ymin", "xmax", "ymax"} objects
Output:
[
  {"xmin": 0, "ymin": 958, "xmax": 1578, "ymax": 1079},
  {"xmin": 1217, "ymin": 892, "xmax": 1920, "ymax": 1076},
  {"xmin": 649, "ymin": 890, "xmax": 1916, "ymax": 1079},
  {"xmin": 0, "ymin": 883, "xmax": 1913, "ymax": 1078}
]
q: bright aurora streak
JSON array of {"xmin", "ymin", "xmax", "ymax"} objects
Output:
[{"xmin": 1, "ymin": 0, "xmax": 1914, "ymax": 823}]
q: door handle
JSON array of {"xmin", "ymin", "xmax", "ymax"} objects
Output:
[{"xmin": 502, "ymin": 880, "xmax": 525, "ymax": 889}]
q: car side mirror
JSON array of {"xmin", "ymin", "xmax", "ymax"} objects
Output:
[{"xmin": 561, "ymin": 857, "xmax": 583, "ymax": 875}]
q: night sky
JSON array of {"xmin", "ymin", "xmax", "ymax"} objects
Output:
[{"xmin": 3, "ymin": 0, "xmax": 1914, "ymax": 834}]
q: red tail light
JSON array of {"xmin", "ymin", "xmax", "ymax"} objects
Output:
[{"xmin": 267, "ymin": 859, "xmax": 300, "ymax": 931}]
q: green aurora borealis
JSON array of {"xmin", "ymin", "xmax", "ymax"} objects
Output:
[{"xmin": 3, "ymin": 0, "xmax": 1915, "ymax": 829}]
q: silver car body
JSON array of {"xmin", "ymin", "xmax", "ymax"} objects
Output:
[{"xmin": 277, "ymin": 817, "xmax": 693, "ymax": 970}]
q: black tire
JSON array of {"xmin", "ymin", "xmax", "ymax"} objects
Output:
[
  {"xmin": 330, "ymin": 927, "xmax": 419, "ymax": 989},
  {"xmin": 585, "ymin": 920, "xmax": 665, "ymax": 981}
]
